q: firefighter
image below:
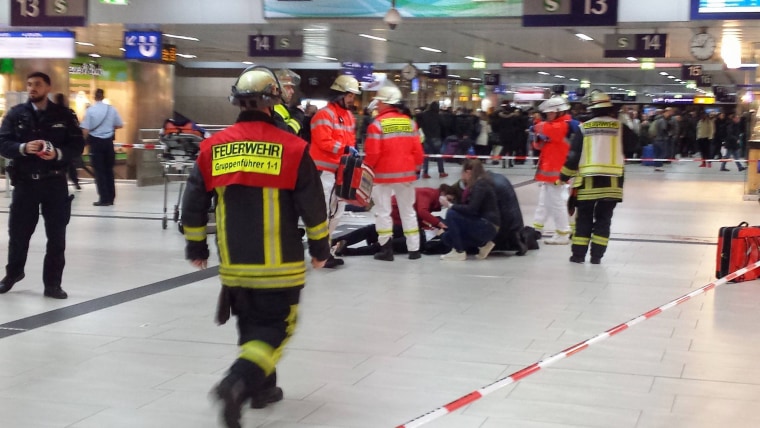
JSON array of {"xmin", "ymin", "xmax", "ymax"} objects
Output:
[
  {"xmin": 273, "ymin": 69, "xmax": 304, "ymax": 135},
  {"xmin": 309, "ymin": 74, "xmax": 361, "ymax": 268},
  {"xmin": 559, "ymin": 90, "xmax": 636, "ymax": 264},
  {"xmin": 363, "ymin": 84, "xmax": 424, "ymax": 261},
  {"xmin": 181, "ymin": 66, "xmax": 330, "ymax": 428},
  {"xmin": 0, "ymin": 71, "xmax": 84, "ymax": 299}
]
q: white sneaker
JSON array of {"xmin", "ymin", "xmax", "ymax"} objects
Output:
[
  {"xmin": 440, "ymin": 249, "xmax": 466, "ymax": 261},
  {"xmin": 544, "ymin": 234, "xmax": 570, "ymax": 245},
  {"xmin": 476, "ymin": 241, "xmax": 495, "ymax": 259}
]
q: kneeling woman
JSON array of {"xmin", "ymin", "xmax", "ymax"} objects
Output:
[{"xmin": 439, "ymin": 159, "xmax": 500, "ymax": 261}]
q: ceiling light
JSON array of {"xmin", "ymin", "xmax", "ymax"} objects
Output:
[
  {"xmin": 575, "ymin": 33, "xmax": 593, "ymax": 41},
  {"xmin": 119, "ymin": 48, "xmax": 126, "ymax": 52},
  {"xmin": 554, "ymin": 75, "xmax": 565, "ymax": 78},
  {"xmin": 569, "ymin": 78, "xmax": 579, "ymax": 81},
  {"xmin": 722, "ymin": 32, "xmax": 742, "ymax": 69},
  {"xmin": 76, "ymin": 41, "xmax": 94, "ymax": 46},
  {"xmin": 303, "ymin": 27, "xmax": 328, "ymax": 32},
  {"xmin": 448, "ymin": 74, "xmax": 460, "ymax": 78},
  {"xmin": 359, "ymin": 33, "xmax": 387, "ymax": 42},
  {"xmin": 420, "ymin": 46, "xmax": 442, "ymax": 53},
  {"xmin": 176, "ymin": 53, "xmax": 197, "ymax": 59},
  {"xmin": 242, "ymin": 61, "xmax": 254, "ymax": 65},
  {"xmin": 667, "ymin": 75, "xmax": 676, "ymax": 79},
  {"xmin": 659, "ymin": 71, "xmax": 669, "ymax": 76},
  {"xmin": 537, "ymin": 71, "xmax": 550, "ymax": 75},
  {"xmin": 626, "ymin": 57, "xmax": 637, "ymax": 61},
  {"xmin": 470, "ymin": 77, "xmax": 482, "ymax": 81},
  {"xmin": 163, "ymin": 33, "xmax": 199, "ymax": 41},
  {"xmin": 88, "ymin": 53, "xmax": 101, "ymax": 58},
  {"xmin": 315, "ymin": 55, "xmax": 338, "ymax": 61},
  {"xmin": 465, "ymin": 56, "xmax": 484, "ymax": 61}
]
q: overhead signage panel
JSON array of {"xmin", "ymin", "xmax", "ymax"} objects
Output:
[
  {"xmin": 691, "ymin": 0, "xmax": 760, "ymax": 20},
  {"xmin": 123, "ymin": 31, "xmax": 162, "ymax": 61},
  {"xmin": 681, "ymin": 65, "xmax": 713, "ymax": 87},
  {"xmin": 248, "ymin": 35, "xmax": 303, "ymax": 57},
  {"xmin": 523, "ymin": 0, "xmax": 618, "ymax": 27},
  {"xmin": 428, "ymin": 65, "xmax": 448, "ymax": 78},
  {"xmin": 0, "ymin": 31, "xmax": 75, "ymax": 59},
  {"xmin": 264, "ymin": 0, "xmax": 522, "ymax": 18},
  {"xmin": 11, "ymin": 0, "xmax": 87, "ymax": 27},
  {"xmin": 603, "ymin": 34, "xmax": 667, "ymax": 58},
  {"xmin": 484, "ymin": 73, "xmax": 500, "ymax": 86}
]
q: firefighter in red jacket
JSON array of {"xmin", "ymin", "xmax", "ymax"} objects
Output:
[
  {"xmin": 309, "ymin": 74, "xmax": 361, "ymax": 268},
  {"xmin": 363, "ymin": 84, "xmax": 424, "ymax": 261},
  {"xmin": 532, "ymin": 96, "xmax": 574, "ymax": 245},
  {"xmin": 181, "ymin": 66, "xmax": 330, "ymax": 428}
]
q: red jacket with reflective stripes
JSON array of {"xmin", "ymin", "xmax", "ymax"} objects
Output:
[
  {"xmin": 309, "ymin": 102, "xmax": 356, "ymax": 173},
  {"xmin": 363, "ymin": 109, "xmax": 424, "ymax": 184},
  {"xmin": 534, "ymin": 113, "xmax": 572, "ymax": 183}
]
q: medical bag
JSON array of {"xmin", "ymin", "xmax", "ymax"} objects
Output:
[
  {"xmin": 335, "ymin": 155, "xmax": 374, "ymax": 207},
  {"xmin": 716, "ymin": 221, "xmax": 760, "ymax": 282}
]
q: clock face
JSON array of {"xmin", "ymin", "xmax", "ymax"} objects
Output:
[
  {"xmin": 401, "ymin": 64, "xmax": 417, "ymax": 81},
  {"xmin": 690, "ymin": 32, "xmax": 716, "ymax": 61}
]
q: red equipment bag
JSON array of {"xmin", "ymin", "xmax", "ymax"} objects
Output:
[
  {"xmin": 716, "ymin": 221, "xmax": 760, "ymax": 282},
  {"xmin": 335, "ymin": 155, "xmax": 374, "ymax": 207}
]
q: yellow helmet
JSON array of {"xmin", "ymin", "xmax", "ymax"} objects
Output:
[
  {"xmin": 330, "ymin": 75, "xmax": 361, "ymax": 94},
  {"xmin": 373, "ymin": 84, "xmax": 403, "ymax": 105},
  {"xmin": 587, "ymin": 90, "xmax": 613, "ymax": 109},
  {"xmin": 275, "ymin": 69, "xmax": 301, "ymax": 87},
  {"xmin": 230, "ymin": 66, "xmax": 282, "ymax": 107}
]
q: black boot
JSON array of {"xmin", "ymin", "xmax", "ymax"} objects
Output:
[
  {"xmin": 213, "ymin": 373, "xmax": 248, "ymax": 428},
  {"xmin": 250, "ymin": 371, "xmax": 284, "ymax": 409},
  {"xmin": 373, "ymin": 241, "xmax": 394, "ymax": 261}
]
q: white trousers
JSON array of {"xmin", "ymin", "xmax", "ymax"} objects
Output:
[
  {"xmin": 533, "ymin": 182, "xmax": 571, "ymax": 234},
  {"xmin": 371, "ymin": 182, "xmax": 420, "ymax": 252},
  {"xmin": 321, "ymin": 172, "xmax": 345, "ymax": 241}
]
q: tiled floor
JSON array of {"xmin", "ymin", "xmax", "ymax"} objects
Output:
[{"xmin": 0, "ymin": 160, "xmax": 758, "ymax": 428}]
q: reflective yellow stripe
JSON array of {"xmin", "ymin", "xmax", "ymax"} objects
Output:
[
  {"xmin": 263, "ymin": 188, "xmax": 282, "ymax": 265},
  {"xmin": 403, "ymin": 228, "xmax": 419, "ymax": 236},
  {"xmin": 216, "ymin": 188, "xmax": 230, "ymax": 264},
  {"xmin": 221, "ymin": 273, "xmax": 306, "ymax": 289},
  {"xmin": 220, "ymin": 262, "xmax": 305, "ymax": 277},
  {"xmin": 239, "ymin": 340, "xmax": 276, "ymax": 376},
  {"xmin": 572, "ymin": 236, "xmax": 590, "ymax": 246},
  {"xmin": 306, "ymin": 221, "xmax": 329, "ymax": 241},
  {"xmin": 183, "ymin": 225, "xmax": 207, "ymax": 242},
  {"xmin": 591, "ymin": 234, "xmax": 609, "ymax": 246},
  {"xmin": 376, "ymin": 228, "xmax": 393, "ymax": 237}
]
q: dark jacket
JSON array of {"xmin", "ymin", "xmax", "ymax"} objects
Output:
[
  {"xmin": 417, "ymin": 102, "xmax": 444, "ymax": 141},
  {"xmin": 724, "ymin": 120, "xmax": 742, "ymax": 151},
  {"xmin": 451, "ymin": 178, "xmax": 500, "ymax": 226},
  {"xmin": 0, "ymin": 101, "xmax": 84, "ymax": 177},
  {"xmin": 487, "ymin": 171, "xmax": 525, "ymax": 249},
  {"xmin": 181, "ymin": 110, "xmax": 330, "ymax": 290}
]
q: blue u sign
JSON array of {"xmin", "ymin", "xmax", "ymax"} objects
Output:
[{"xmin": 123, "ymin": 31, "xmax": 163, "ymax": 60}]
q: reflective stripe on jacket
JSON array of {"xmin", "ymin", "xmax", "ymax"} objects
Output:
[
  {"xmin": 363, "ymin": 109, "xmax": 424, "ymax": 184},
  {"xmin": 309, "ymin": 103, "xmax": 355, "ymax": 172}
]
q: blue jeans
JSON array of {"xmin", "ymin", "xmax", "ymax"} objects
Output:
[
  {"xmin": 422, "ymin": 137, "xmax": 444, "ymax": 174},
  {"xmin": 721, "ymin": 148, "xmax": 744, "ymax": 170},
  {"xmin": 441, "ymin": 209, "xmax": 497, "ymax": 252}
]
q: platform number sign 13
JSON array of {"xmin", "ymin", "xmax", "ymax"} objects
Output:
[
  {"xmin": 11, "ymin": 0, "xmax": 87, "ymax": 27},
  {"xmin": 523, "ymin": 0, "xmax": 618, "ymax": 27}
]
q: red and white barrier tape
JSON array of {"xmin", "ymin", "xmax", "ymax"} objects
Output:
[
  {"xmin": 395, "ymin": 260, "xmax": 760, "ymax": 428},
  {"xmin": 114, "ymin": 143, "xmax": 166, "ymax": 150}
]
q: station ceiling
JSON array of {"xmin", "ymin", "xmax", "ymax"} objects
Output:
[{"xmin": 71, "ymin": 17, "xmax": 760, "ymax": 97}]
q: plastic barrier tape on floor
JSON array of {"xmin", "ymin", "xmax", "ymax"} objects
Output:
[
  {"xmin": 394, "ymin": 260, "xmax": 760, "ymax": 428},
  {"xmin": 114, "ymin": 143, "xmax": 166, "ymax": 150}
]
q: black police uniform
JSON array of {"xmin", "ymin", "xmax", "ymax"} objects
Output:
[{"xmin": 0, "ymin": 100, "xmax": 85, "ymax": 296}]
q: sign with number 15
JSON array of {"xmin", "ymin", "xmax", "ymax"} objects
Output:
[{"xmin": 11, "ymin": 0, "xmax": 88, "ymax": 27}]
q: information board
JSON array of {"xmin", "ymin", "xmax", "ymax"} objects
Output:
[
  {"xmin": 0, "ymin": 31, "xmax": 75, "ymax": 59},
  {"xmin": 248, "ymin": 35, "xmax": 303, "ymax": 57},
  {"xmin": 691, "ymin": 0, "xmax": 760, "ymax": 20},
  {"xmin": 603, "ymin": 34, "xmax": 668, "ymax": 58},
  {"xmin": 11, "ymin": 0, "xmax": 87, "ymax": 27},
  {"xmin": 123, "ymin": 31, "xmax": 162, "ymax": 61}
]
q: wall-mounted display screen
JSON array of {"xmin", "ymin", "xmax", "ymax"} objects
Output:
[
  {"xmin": 0, "ymin": 32, "xmax": 75, "ymax": 59},
  {"xmin": 691, "ymin": 0, "xmax": 760, "ymax": 20}
]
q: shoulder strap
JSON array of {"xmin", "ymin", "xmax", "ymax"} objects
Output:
[{"xmin": 90, "ymin": 105, "xmax": 111, "ymax": 133}]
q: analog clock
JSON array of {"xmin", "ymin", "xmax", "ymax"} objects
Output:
[
  {"xmin": 401, "ymin": 64, "xmax": 417, "ymax": 81},
  {"xmin": 690, "ymin": 32, "xmax": 716, "ymax": 61}
]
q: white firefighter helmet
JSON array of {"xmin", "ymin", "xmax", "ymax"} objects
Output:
[
  {"xmin": 373, "ymin": 84, "xmax": 403, "ymax": 106},
  {"xmin": 538, "ymin": 95, "xmax": 570, "ymax": 113},
  {"xmin": 230, "ymin": 66, "xmax": 282, "ymax": 107},
  {"xmin": 275, "ymin": 69, "xmax": 301, "ymax": 87},
  {"xmin": 330, "ymin": 75, "xmax": 361, "ymax": 94},
  {"xmin": 587, "ymin": 90, "xmax": 613, "ymax": 109}
]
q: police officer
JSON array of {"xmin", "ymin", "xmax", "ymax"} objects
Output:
[
  {"xmin": 80, "ymin": 88, "xmax": 124, "ymax": 206},
  {"xmin": 310, "ymin": 74, "xmax": 361, "ymax": 268},
  {"xmin": 0, "ymin": 71, "xmax": 84, "ymax": 299},
  {"xmin": 559, "ymin": 90, "xmax": 636, "ymax": 264},
  {"xmin": 363, "ymin": 84, "xmax": 424, "ymax": 261},
  {"xmin": 181, "ymin": 66, "xmax": 330, "ymax": 428}
]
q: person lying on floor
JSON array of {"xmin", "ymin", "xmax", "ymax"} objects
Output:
[{"xmin": 333, "ymin": 186, "xmax": 460, "ymax": 256}]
